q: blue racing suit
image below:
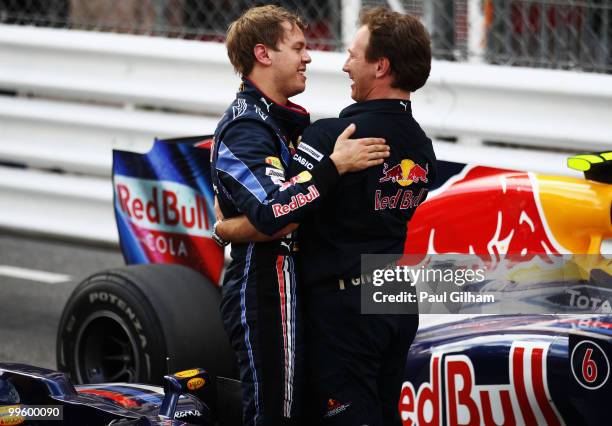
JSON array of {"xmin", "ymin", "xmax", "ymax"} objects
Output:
[{"xmin": 211, "ymin": 79, "xmax": 340, "ymax": 426}]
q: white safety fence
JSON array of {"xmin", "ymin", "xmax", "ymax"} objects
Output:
[{"xmin": 0, "ymin": 24, "xmax": 610, "ymax": 244}]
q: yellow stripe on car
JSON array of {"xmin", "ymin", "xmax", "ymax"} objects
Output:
[{"xmin": 567, "ymin": 154, "xmax": 605, "ymax": 172}]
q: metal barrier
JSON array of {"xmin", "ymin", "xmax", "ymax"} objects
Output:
[
  {"xmin": 0, "ymin": 24, "xmax": 609, "ymax": 243},
  {"xmin": 0, "ymin": 167, "xmax": 116, "ymax": 243}
]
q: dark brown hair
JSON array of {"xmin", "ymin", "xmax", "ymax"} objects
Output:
[
  {"xmin": 226, "ymin": 5, "xmax": 306, "ymax": 76},
  {"xmin": 360, "ymin": 7, "xmax": 431, "ymax": 92}
]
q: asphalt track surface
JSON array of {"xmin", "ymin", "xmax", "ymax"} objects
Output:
[
  {"xmin": 0, "ymin": 233, "xmax": 123, "ymax": 369},
  {"xmin": 0, "ymin": 232, "xmax": 460, "ymax": 372}
]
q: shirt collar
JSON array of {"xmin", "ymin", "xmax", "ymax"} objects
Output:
[
  {"xmin": 239, "ymin": 78, "xmax": 310, "ymax": 143},
  {"xmin": 339, "ymin": 99, "xmax": 412, "ymax": 118},
  {"xmin": 239, "ymin": 78, "xmax": 309, "ymax": 115}
]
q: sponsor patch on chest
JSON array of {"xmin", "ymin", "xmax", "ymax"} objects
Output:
[
  {"xmin": 297, "ymin": 141, "xmax": 324, "ymax": 161},
  {"xmin": 265, "ymin": 167, "xmax": 285, "ymax": 179},
  {"xmin": 265, "ymin": 156, "xmax": 284, "ymax": 170},
  {"xmin": 293, "ymin": 153, "xmax": 314, "ymax": 170}
]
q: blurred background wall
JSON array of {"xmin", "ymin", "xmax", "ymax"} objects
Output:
[{"xmin": 0, "ymin": 0, "xmax": 610, "ymax": 73}]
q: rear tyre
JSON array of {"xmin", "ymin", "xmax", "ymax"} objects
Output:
[{"xmin": 57, "ymin": 264, "xmax": 237, "ymax": 411}]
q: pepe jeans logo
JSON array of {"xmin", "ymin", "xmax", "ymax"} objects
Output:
[{"xmin": 324, "ymin": 399, "xmax": 351, "ymax": 418}]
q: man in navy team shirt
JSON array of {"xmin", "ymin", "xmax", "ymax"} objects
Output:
[{"xmin": 287, "ymin": 8, "xmax": 435, "ymax": 425}]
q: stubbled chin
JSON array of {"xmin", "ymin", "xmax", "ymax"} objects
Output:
[{"xmin": 291, "ymin": 82, "xmax": 306, "ymax": 97}]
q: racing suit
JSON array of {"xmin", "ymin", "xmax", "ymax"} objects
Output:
[
  {"xmin": 289, "ymin": 99, "xmax": 436, "ymax": 425},
  {"xmin": 211, "ymin": 79, "xmax": 340, "ymax": 426}
]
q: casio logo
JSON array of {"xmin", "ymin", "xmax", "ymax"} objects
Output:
[{"xmin": 292, "ymin": 153, "xmax": 314, "ymax": 170}]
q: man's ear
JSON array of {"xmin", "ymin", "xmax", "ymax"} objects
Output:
[
  {"xmin": 375, "ymin": 57, "xmax": 391, "ymax": 79},
  {"xmin": 254, "ymin": 44, "xmax": 272, "ymax": 66}
]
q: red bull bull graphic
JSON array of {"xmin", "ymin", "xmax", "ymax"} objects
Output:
[
  {"xmin": 399, "ymin": 341, "xmax": 563, "ymax": 426},
  {"xmin": 380, "ymin": 159, "xmax": 429, "ymax": 186},
  {"xmin": 279, "ymin": 170, "xmax": 312, "ymax": 191},
  {"xmin": 404, "ymin": 165, "xmax": 567, "ymax": 268}
]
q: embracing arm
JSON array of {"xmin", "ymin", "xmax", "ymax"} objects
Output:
[
  {"xmin": 213, "ymin": 168, "xmax": 298, "ymax": 243},
  {"xmin": 215, "ymin": 121, "xmax": 388, "ymax": 236},
  {"xmin": 216, "ymin": 215, "xmax": 298, "ymax": 243}
]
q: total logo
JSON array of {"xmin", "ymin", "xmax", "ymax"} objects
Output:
[
  {"xmin": 398, "ymin": 342, "xmax": 563, "ymax": 426},
  {"xmin": 379, "ymin": 159, "xmax": 428, "ymax": 186}
]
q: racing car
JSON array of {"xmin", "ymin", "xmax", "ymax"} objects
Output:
[
  {"xmin": 4, "ymin": 316, "xmax": 612, "ymax": 425},
  {"xmin": 48, "ymin": 135, "xmax": 610, "ymax": 424},
  {"xmin": 0, "ymin": 363, "xmax": 242, "ymax": 425}
]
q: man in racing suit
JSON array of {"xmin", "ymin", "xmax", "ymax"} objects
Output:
[
  {"xmin": 210, "ymin": 6, "xmax": 389, "ymax": 426},
  {"xmin": 217, "ymin": 7, "xmax": 436, "ymax": 425},
  {"xmin": 289, "ymin": 9, "xmax": 436, "ymax": 425}
]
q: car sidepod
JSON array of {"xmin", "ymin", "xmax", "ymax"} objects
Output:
[{"xmin": 401, "ymin": 316, "xmax": 611, "ymax": 425}]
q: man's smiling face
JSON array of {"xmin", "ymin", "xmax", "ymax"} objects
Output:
[
  {"xmin": 269, "ymin": 21, "xmax": 312, "ymax": 99},
  {"xmin": 343, "ymin": 25, "xmax": 378, "ymax": 102}
]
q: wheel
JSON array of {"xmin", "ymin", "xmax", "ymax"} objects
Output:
[{"xmin": 57, "ymin": 264, "xmax": 237, "ymax": 411}]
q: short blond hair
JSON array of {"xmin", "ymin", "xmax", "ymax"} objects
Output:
[{"xmin": 226, "ymin": 5, "xmax": 306, "ymax": 76}]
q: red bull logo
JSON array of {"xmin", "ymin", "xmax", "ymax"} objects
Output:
[
  {"xmin": 115, "ymin": 176, "xmax": 212, "ymax": 236},
  {"xmin": 380, "ymin": 159, "xmax": 428, "ymax": 186},
  {"xmin": 404, "ymin": 166, "xmax": 564, "ymax": 267},
  {"xmin": 398, "ymin": 342, "xmax": 563, "ymax": 426},
  {"xmin": 272, "ymin": 185, "xmax": 320, "ymax": 217},
  {"xmin": 114, "ymin": 175, "xmax": 224, "ymax": 283}
]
